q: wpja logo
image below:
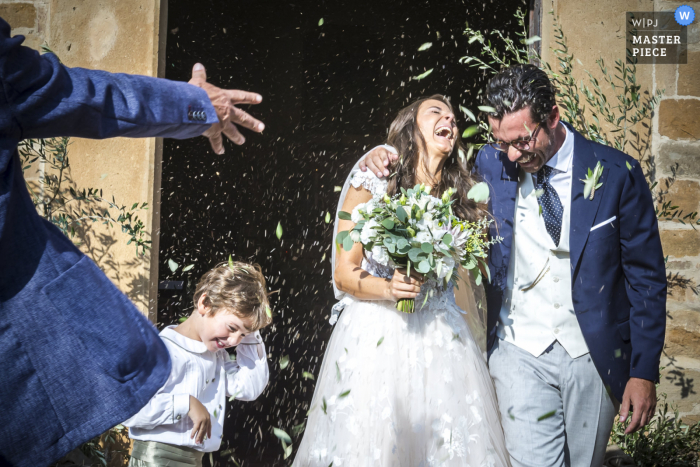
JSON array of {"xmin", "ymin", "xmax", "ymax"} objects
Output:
[{"xmin": 626, "ymin": 10, "xmax": 688, "ymax": 64}]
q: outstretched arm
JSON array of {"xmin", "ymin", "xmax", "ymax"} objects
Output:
[{"xmin": 0, "ymin": 18, "xmax": 263, "ymax": 153}]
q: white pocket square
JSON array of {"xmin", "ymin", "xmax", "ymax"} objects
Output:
[{"xmin": 590, "ymin": 216, "xmax": 617, "ymax": 231}]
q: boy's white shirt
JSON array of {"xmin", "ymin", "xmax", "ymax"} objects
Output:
[{"xmin": 123, "ymin": 326, "xmax": 268, "ymax": 452}]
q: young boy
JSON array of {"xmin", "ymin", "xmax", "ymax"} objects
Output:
[{"xmin": 124, "ymin": 261, "xmax": 272, "ymax": 466}]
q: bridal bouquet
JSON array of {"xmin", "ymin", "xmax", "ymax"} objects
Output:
[{"xmin": 336, "ymin": 184, "xmax": 499, "ymax": 313}]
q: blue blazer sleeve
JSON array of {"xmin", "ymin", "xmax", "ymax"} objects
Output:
[
  {"xmin": 619, "ymin": 161, "xmax": 667, "ymax": 381},
  {"xmin": 0, "ymin": 17, "xmax": 217, "ymax": 147}
]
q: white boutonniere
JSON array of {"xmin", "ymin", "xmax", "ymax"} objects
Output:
[{"xmin": 581, "ymin": 161, "xmax": 604, "ymax": 200}]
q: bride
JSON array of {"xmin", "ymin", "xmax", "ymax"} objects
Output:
[{"xmin": 293, "ymin": 95, "xmax": 510, "ymax": 466}]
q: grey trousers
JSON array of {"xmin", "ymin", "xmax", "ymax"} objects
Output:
[{"xmin": 488, "ymin": 340, "xmax": 618, "ymax": 467}]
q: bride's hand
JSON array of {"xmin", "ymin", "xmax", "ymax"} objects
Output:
[{"xmin": 386, "ymin": 269, "xmax": 424, "ymax": 302}]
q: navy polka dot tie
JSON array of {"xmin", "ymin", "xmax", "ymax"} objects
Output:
[{"xmin": 535, "ymin": 166, "xmax": 563, "ymax": 247}]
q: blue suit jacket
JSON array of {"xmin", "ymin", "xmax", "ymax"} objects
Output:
[
  {"xmin": 0, "ymin": 18, "xmax": 217, "ymax": 466},
  {"xmin": 475, "ymin": 122, "xmax": 667, "ymax": 403}
]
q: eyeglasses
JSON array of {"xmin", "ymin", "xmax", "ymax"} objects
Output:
[{"xmin": 487, "ymin": 123, "xmax": 542, "ymax": 152}]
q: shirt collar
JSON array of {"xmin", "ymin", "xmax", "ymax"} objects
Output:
[
  {"xmin": 160, "ymin": 326, "xmax": 210, "ymax": 354},
  {"xmin": 545, "ymin": 122, "xmax": 574, "ymax": 174}
]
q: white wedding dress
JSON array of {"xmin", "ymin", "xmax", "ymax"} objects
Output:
[{"xmin": 293, "ymin": 170, "xmax": 510, "ymax": 467}]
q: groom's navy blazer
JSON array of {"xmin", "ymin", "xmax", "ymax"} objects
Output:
[
  {"xmin": 475, "ymin": 122, "xmax": 667, "ymax": 403},
  {"xmin": 0, "ymin": 18, "xmax": 217, "ymax": 467}
]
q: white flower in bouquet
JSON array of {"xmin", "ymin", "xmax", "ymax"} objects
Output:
[
  {"xmin": 351, "ymin": 204, "xmax": 365, "ymax": 223},
  {"xmin": 360, "ymin": 219, "xmax": 380, "ymax": 244},
  {"xmin": 336, "ymin": 183, "xmax": 501, "ymax": 314},
  {"xmin": 370, "ymin": 245, "xmax": 390, "ymax": 266}
]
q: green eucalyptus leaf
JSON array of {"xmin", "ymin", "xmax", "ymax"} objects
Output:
[
  {"xmin": 343, "ymin": 234, "xmax": 354, "ymax": 251},
  {"xmin": 381, "ymin": 218, "xmax": 395, "ymax": 229},
  {"xmin": 416, "ymin": 259, "xmax": 431, "ymax": 274},
  {"xmin": 421, "ymin": 242, "xmax": 433, "ymax": 254},
  {"xmin": 337, "ymin": 211, "xmax": 352, "ymax": 221}
]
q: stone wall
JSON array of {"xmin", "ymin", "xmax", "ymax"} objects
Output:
[
  {"xmin": 542, "ymin": 0, "xmax": 700, "ymax": 421},
  {"xmin": 1, "ymin": 0, "xmax": 166, "ymax": 321}
]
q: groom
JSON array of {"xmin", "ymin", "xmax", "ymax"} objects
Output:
[{"xmin": 359, "ymin": 64, "xmax": 666, "ymax": 466}]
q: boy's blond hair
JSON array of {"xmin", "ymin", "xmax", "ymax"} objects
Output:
[{"xmin": 193, "ymin": 261, "xmax": 272, "ymax": 331}]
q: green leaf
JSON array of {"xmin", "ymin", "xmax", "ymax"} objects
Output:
[
  {"xmin": 467, "ymin": 182, "xmax": 490, "ymax": 203},
  {"xmin": 523, "ymin": 35, "xmax": 541, "ymax": 45},
  {"xmin": 318, "ymin": 18, "xmax": 324, "ymax": 26},
  {"xmin": 459, "ymin": 105, "xmax": 476, "ymax": 122},
  {"xmin": 276, "ymin": 222, "xmax": 283, "ymax": 240},
  {"xmin": 442, "ymin": 233, "xmax": 453, "ymax": 246},
  {"xmin": 325, "ymin": 212, "xmax": 331, "ymax": 223},
  {"xmin": 339, "ymin": 389, "xmax": 351, "ymax": 398},
  {"xmin": 421, "ymin": 242, "xmax": 433, "ymax": 254},
  {"xmin": 336, "ymin": 361, "xmax": 341, "ymax": 381},
  {"xmin": 182, "ymin": 264, "xmax": 194, "ymax": 272},
  {"xmin": 343, "ymin": 234, "xmax": 354, "ymax": 251},
  {"xmin": 461, "ymin": 125, "xmax": 480, "ymax": 139},
  {"xmin": 334, "ymin": 186, "xmax": 342, "ymax": 192},
  {"xmin": 537, "ymin": 410, "xmax": 557, "ymax": 422},
  {"xmin": 335, "ymin": 230, "xmax": 349, "ymax": 246},
  {"xmin": 302, "ymin": 371, "xmax": 315, "ymax": 381},
  {"xmin": 337, "ymin": 211, "xmax": 352, "ymax": 221},
  {"xmin": 178, "ymin": 317, "xmax": 187, "ymax": 323},
  {"xmin": 396, "ymin": 206, "xmax": 407, "ymax": 223},
  {"xmin": 381, "ymin": 218, "xmax": 395, "ymax": 229},
  {"xmin": 412, "ymin": 68, "xmax": 434, "ymax": 80},
  {"xmin": 478, "ymin": 105, "xmax": 497, "ymax": 113},
  {"xmin": 408, "ymin": 247, "xmax": 424, "ymax": 263},
  {"xmin": 416, "ymin": 259, "xmax": 431, "ymax": 274},
  {"xmin": 167, "ymin": 259, "xmax": 178, "ymax": 273},
  {"xmin": 266, "ymin": 306, "xmax": 272, "ymax": 318},
  {"xmin": 279, "ymin": 355, "xmax": 290, "ymax": 370},
  {"xmin": 377, "ymin": 336, "xmax": 384, "ymax": 347},
  {"xmin": 418, "ymin": 42, "xmax": 432, "ymax": 51},
  {"xmin": 273, "ymin": 427, "xmax": 292, "ymax": 444}
]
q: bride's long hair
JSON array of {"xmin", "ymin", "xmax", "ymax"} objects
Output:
[{"xmin": 385, "ymin": 94, "xmax": 487, "ymax": 223}]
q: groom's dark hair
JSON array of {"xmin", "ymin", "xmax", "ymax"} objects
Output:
[{"xmin": 483, "ymin": 64, "xmax": 557, "ymax": 124}]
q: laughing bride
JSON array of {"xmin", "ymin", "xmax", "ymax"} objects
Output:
[{"xmin": 293, "ymin": 95, "xmax": 510, "ymax": 467}]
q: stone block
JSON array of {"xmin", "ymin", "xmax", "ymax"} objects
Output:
[
  {"xmin": 659, "ymin": 365, "xmax": 700, "ymax": 417},
  {"xmin": 658, "ymin": 99, "xmax": 700, "ymax": 140},
  {"xmin": 660, "ymin": 229, "xmax": 700, "ymax": 257},
  {"xmin": 657, "ymin": 140, "xmax": 700, "ymax": 177},
  {"xmin": 656, "ymin": 63, "xmax": 677, "ymax": 96},
  {"xmin": 0, "ymin": 3, "xmax": 36, "ymax": 28},
  {"xmin": 657, "ymin": 178, "xmax": 700, "ymax": 214},
  {"xmin": 666, "ymin": 327, "xmax": 700, "ymax": 360},
  {"xmin": 678, "ymin": 51, "xmax": 700, "ymax": 96}
]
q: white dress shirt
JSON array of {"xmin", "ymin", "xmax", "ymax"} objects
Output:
[{"xmin": 124, "ymin": 326, "xmax": 269, "ymax": 452}]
